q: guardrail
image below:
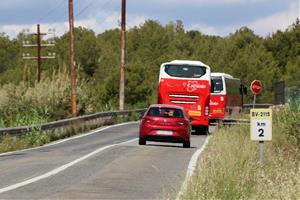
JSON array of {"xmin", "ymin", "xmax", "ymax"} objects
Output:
[
  {"xmin": 210, "ymin": 119, "xmax": 250, "ymax": 126},
  {"xmin": 0, "ymin": 104, "xmax": 274, "ymax": 137},
  {"xmin": 210, "ymin": 104, "xmax": 274, "ymax": 126},
  {"xmin": 0, "ymin": 109, "xmax": 146, "ymax": 138},
  {"xmin": 243, "ymin": 104, "xmax": 273, "ymax": 112}
]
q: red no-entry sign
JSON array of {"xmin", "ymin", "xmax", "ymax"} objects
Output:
[{"xmin": 251, "ymin": 80, "xmax": 262, "ymax": 95}]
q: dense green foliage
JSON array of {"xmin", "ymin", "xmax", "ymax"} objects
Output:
[{"xmin": 0, "ymin": 19, "xmax": 299, "ymax": 126}]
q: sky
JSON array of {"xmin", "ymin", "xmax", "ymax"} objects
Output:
[{"xmin": 0, "ymin": 0, "xmax": 299, "ymax": 38}]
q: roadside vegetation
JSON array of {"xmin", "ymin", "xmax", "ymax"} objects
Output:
[
  {"xmin": 0, "ymin": 113, "xmax": 139, "ymax": 154},
  {"xmin": 0, "ymin": 69, "xmax": 94, "ymax": 128},
  {"xmin": 180, "ymin": 106, "xmax": 299, "ymax": 199},
  {"xmin": 0, "ymin": 18, "xmax": 299, "ymax": 184},
  {"xmin": 0, "ymin": 20, "xmax": 299, "ymax": 129}
]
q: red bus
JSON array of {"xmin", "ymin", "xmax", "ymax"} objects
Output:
[
  {"xmin": 209, "ymin": 73, "xmax": 245, "ymax": 122},
  {"xmin": 157, "ymin": 60, "xmax": 211, "ymax": 134}
]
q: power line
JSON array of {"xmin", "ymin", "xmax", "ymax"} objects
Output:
[
  {"xmin": 74, "ymin": 0, "xmax": 97, "ymax": 18},
  {"xmin": 37, "ymin": 0, "xmax": 66, "ymax": 23},
  {"xmin": 42, "ymin": 0, "xmax": 119, "ymax": 37},
  {"xmin": 75, "ymin": 0, "xmax": 117, "ymax": 18},
  {"xmin": 52, "ymin": 8, "xmax": 68, "ymax": 24},
  {"xmin": 35, "ymin": 0, "xmax": 68, "ymax": 37},
  {"xmin": 49, "ymin": 2, "xmax": 68, "ymax": 34}
]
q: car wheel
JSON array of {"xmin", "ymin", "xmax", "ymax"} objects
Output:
[
  {"xmin": 183, "ymin": 141, "xmax": 190, "ymax": 148},
  {"xmin": 139, "ymin": 138, "xmax": 146, "ymax": 145}
]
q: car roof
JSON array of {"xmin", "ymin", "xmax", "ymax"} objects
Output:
[{"xmin": 148, "ymin": 104, "xmax": 184, "ymax": 110}]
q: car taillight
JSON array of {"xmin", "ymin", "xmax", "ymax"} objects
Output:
[
  {"xmin": 205, "ymin": 106, "xmax": 209, "ymax": 116},
  {"xmin": 143, "ymin": 118, "xmax": 154, "ymax": 124}
]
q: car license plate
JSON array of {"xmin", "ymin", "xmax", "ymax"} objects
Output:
[{"xmin": 156, "ymin": 130, "xmax": 173, "ymax": 135}]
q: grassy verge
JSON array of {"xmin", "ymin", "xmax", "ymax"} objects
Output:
[{"xmin": 180, "ymin": 107, "xmax": 299, "ymax": 199}]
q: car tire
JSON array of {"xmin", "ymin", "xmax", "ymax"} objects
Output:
[
  {"xmin": 139, "ymin": 138, "xmax": 146, "ymax": 145},
  {"xmin": 183, "ymin": 141, "xmax": 190, "ymax": 148}
]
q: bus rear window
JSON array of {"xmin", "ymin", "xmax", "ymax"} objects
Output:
[
  {"xmin": 211, "ymin": 77, "xmax": 223, "ymax": 93},
  {"xmin": 165, "ymin": 65, "xmax": 206, "ymax": 78}
]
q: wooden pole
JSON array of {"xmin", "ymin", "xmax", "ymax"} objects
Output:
[
  {"xmin": 69, "ymin": 0, "xmax": 77, "ymax": 117},
  {"xmin": 119, "ymin": 0, "xmax": 126, "ymax": 111}
]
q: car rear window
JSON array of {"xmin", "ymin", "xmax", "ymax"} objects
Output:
[{"xmin": 147, "ymin": 107, "xmax": 184, "ymax": 118}]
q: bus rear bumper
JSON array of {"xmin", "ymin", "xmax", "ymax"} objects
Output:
[{"xmin": 190, "ymin": 116, "xmax": 209, "ymax": 127}]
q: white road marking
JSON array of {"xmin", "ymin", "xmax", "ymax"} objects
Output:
[
  {"xmin": 151, "ymin": 164, "xmax": 160, "ymax": 172},
  {"xmin": 0, "ymin": 138, "xmax": 138, "ymax": 194},
  {"xmin": 0, "ymin": 121, "xmax": 139, "ymax": 157},
  {"xmin": 176, "ymin": 135, "xmax": 211, "ymax": 200}
]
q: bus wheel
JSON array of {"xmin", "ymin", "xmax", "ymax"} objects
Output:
[
  {"xmin": 194, "ymin": 126, "xmax": 209, "ymax": 135},
  {"xmin": 202, "ymin": 126, "xmax": 209, "ymax": 135}
]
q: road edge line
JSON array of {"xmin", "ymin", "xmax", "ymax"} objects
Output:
[
  {"xmin": 0, "ymin": 121, "xmax": 139, "ymax": 157},
  {"xmin": 176, "ymin": 135, "xmax": 211, "ymax": 200},
  {"xmin": 0, "ymin": 138, "xmax": 138, "ymax": 194}
]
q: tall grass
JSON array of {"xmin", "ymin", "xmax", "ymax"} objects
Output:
[
  {"xmin": 0, "ymin": 70, "xmax": 93, "ymax": 128},
  {"xmin": 0, "ymin": 68, "xmax": 142, "ymax": 153},
  {"xmin": 0, "ymin": 132, "xmax": 51, "ymax": 153},
  {"xmin": 180, "ymin": 107, "xmax": 300, "ymax": 199}
]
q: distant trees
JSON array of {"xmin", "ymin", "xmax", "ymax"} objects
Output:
[{"xmin": 0, "ymin": 19, "xmax": 299, "ymax": 117}]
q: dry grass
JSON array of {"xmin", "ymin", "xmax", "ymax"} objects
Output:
[
  {"xmin": 180, "ymin": 108, "xmax": 300, "ymax": 200},
  {"xmin": 0, "ymin": 70, "xmax": 94, "ymax": 128}
]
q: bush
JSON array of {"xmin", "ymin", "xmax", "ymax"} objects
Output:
[
  {"xmin": 274, "ymin": 106, "xmax": 300, "ymax": 147},
  {"xmin": 0, "ymin": 70, "xmax": 94, "ymax": 128}
]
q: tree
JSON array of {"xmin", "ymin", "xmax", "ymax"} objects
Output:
[{"xmin": 55, "ymin": 27, "xmax": 99, "ymax": 78}]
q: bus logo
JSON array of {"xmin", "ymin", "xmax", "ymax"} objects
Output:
[
  {"xmin": 186, "ymin": 81, "xmax": 207, "ymax": 92},
  {"xmin": 210, "ymin": 101, "xmax": 219, "ymax": 106}
]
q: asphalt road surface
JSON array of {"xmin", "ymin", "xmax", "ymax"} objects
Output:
[{"xmin": 0, "ymin": 122, "xmax": 210, "ymax": 199}]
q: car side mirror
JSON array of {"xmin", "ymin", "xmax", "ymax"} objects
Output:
[{"xmin": 138, "ymin": 113, "xmax": 144, "ymax": 120}]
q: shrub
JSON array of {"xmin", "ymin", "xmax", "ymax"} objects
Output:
[{"xmin": 0, "ymin": 70, "xmax": 93, "ymax": 128}]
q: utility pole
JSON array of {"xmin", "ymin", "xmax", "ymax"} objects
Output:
[
  {"xmin": 36, "ymin": 24, "xmax": 41, "ymax": 81},
  {"xmin": 119, "ymin": 0, "xmax": 126, "ymax": 111},
  {"xmin": 23, "ymin": 24, "xmax": 55, "ymax": 82},
  {"xmin": 69, "ymin": 0, "xmax": 77, "ymax": 117}
]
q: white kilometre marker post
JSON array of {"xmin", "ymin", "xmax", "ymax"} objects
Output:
[{"xmin": 250, "ymin": 108, "xmax": 272, "ymax": 175}]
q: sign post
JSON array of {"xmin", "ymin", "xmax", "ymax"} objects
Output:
[
  {"xmin": 250, "ymin": 108, "xmax": 272, "ymax": 175},
  {"xmin": 251, "ymin": 80, "xmax": 262, "ymax": 108},
  {"xmin": 253, "ymin": 94, "xmax": 256, "ymax": 108}
]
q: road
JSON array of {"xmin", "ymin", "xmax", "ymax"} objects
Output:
[{"xmin": 0, "ymin": 122, "xmax": 209, "ymax": 199}]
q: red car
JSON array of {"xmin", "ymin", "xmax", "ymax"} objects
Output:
[{"xmin": 139, "ymin": 104, "xmax": 191, "ymax": 148}]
